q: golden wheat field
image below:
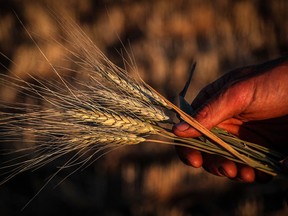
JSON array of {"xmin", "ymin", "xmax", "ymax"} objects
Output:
[{"xmin": 0, "ymin": 0, "xmax": 288, "ymax": 215}]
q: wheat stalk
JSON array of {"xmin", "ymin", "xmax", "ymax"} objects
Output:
[{"xmin": 0, "ymin": 12, "xmax": 286, "ymax": 188}]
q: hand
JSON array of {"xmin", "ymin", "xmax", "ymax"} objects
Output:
[{"xmin": 173, "ymin": 56, "xmax": 288, "ymax": 183}]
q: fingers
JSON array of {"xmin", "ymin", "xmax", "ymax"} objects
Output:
[
  {"xmin": 173, "ymin": 77, "xmax": 230, "ymax": 137},
  {"xmin": 175, "ymin": 146, "xmax": 203, "ymax": 168},
  {"xmin": 176, "ymin": 147, "xmax": 273, "ymax": 183},
  {"xmin": 235, "ymin": 165, "xmax": 273, "ymax": 183},
  {"xmin": 203, "ymin": 157, "xmax": 257, "ymax": 183},
  {"xmin": 202, "ymin": 154, "xmax": 237, "ymax": 178},
  {"xmin": 176, "ymin": 147, "xmax": 237, "ymax": 178},
  {"xmin": 234, "ymin": 164, "xmax": 255, "ymax": 183},
  {"xmin": 171, "ymin": 97, "xmax": 235, "ymax": 137},
  {"xmin": 172, "ymin": 121, "xmax": 199, "ymax": 137},
  {"xmin": 173, "ymin": 80, "xmax": 254, "ymax": 138}
]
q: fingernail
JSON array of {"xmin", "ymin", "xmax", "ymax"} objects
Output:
[{"xmin": 175, "ymin": 122, "xmax": 190, "ymax": 132}]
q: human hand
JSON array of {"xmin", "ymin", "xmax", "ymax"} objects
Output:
[{"xmin": 173, "ymin": 56, "xmax": 288, "ymax": 182}]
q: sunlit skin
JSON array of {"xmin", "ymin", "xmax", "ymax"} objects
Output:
[{"xmin": 173, "ymin": 56, "xmax": 288, "ymax": 183}]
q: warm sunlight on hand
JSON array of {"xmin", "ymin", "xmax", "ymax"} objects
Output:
[{"xmin": 173, "ymin": 56, "xmax": 288, "ymax": 183}]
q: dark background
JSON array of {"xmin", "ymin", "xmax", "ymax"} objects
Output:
[{"xmin": 0, "ymin": 0, "xmax": 288, "ymax": 215}]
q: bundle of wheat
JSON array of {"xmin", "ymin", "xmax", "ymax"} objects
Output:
[{"xmin": 0, "ymin": 13, "xmax": 286, "ymax": 189}]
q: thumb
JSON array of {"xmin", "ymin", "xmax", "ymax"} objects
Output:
[{"xmin": 173, "ymin": 82, "xmax": 251, "ymax": 138}]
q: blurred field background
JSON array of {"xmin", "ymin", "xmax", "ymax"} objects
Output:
[{"xmin": 0, "ymin": 0, "xmax": 288, "ymax": 215}]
